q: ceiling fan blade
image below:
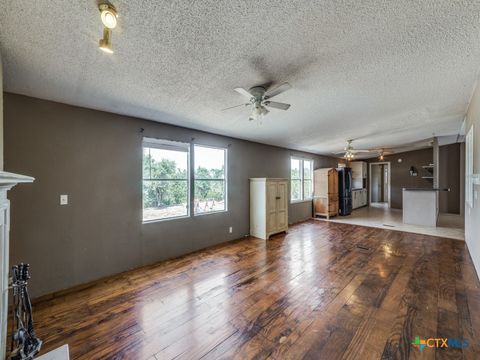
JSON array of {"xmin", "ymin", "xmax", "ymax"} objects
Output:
[
  {"xmin": 351, "ymin": 149, "xmax": 373, "ymax": 153},
  {"xmin": 221, "ymin": 103, "xmax": 250, "ymax": 111},
  {"xmin": 264, "ymin": 101, "xmax": 291, "ymax": 110},
  {"xmin": 234, "ymin": 87, "xmax": 254, "ymax": 99},
  {"xmin": 264, "ymin": 82, "xmax": 291, "ymax": 99}
]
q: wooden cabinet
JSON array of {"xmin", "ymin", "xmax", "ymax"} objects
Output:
[
  {"xmin": 250, "ymin": 178, "xmax": 288, "ymax": 240},
  {"xmin": 313, "ymin": 168, "xmax": 339, "ymax": 219}
]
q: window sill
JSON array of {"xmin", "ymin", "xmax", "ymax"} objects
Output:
[
  {"xmin": 290, "ymin": 199, "xmax": 313, "ymax": 204},
  {"xmin": 194, "ymin": 210, "xmax": 228, "ymax": 217},
  {"xmin": 142, "ymin": 214, "xmax": 190, "ymax": 224}
]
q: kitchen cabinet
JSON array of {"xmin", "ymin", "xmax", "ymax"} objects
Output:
[
  {"xmin": 350, "ymin": 161, "xmax": 367, "ymax": 189},
  {"xmin": 250, "ymin": 178, "xmax": 288, "ymax": 240},
  {"xmin": 352, "ymin": 188, "xmax": 368, "ymax": 209}
]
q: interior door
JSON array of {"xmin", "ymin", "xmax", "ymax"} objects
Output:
[
  {"xmin": 266, "ymin": 182, "xmax": 278, "ymax": 232},
  {"xmin": 276, "ymin": 182, "xmax": 288, "ymax": 230}
]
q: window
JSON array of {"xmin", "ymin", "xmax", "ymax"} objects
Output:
[
  {"xmin": 194, "ymin": 145, "xmax": 227, "ymax": 214},
  {"xmin": 142, "ymin": 138, "xmax": 190, "ymax": 222},
  {"xmin": 290, "ymin": 157, "xmax": 313, "ymax": 202}
]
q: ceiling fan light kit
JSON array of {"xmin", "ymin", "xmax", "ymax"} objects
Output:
[{"xmin": 224, "ymin": 83, "xmax": 292, "ymax": 121}]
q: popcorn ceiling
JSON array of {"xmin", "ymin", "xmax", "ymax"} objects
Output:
[{"xmin": 1, "ymin": 0, "xmax": 479, "ymax": 155}]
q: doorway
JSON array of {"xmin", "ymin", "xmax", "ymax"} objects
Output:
[{"xmin": 369, "ymin": 162, "xmax": 391, "ymax": 207}]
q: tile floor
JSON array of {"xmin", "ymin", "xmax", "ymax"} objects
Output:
[{"xmin": 315, "ymin": 203, "xmax": 465, "ymax": 240}]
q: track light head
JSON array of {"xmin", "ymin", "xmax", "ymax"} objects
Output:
[{"xmin": 99, "ymin": 3, "xmax": 118, "ymax": 29}]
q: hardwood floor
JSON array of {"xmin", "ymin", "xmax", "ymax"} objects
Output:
[{"xmin": 25, "ymin": 220, "xmax": 480, "ymax": 359}]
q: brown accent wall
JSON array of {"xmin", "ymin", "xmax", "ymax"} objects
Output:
[
  {"xmin": 4, "ymin": 93, "xmax": 338, "ymax": 297},
  {"xmin": 438, "ymin": 143, "xmax": 461, "ymax": 214},
  {"xmin": 0, "ymin": 52, "xmax": 3, "ymax": 169},
  {"xmin": 368, "ymin": 145, "xmax": 462, "ymax": 212},
  {"xmin": 368, "ymin": 148, "xmax": 433, "ymax": 209}
]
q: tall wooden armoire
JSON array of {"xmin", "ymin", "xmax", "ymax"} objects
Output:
[
  {"xmin": 250, "ymin": 178, "xmax": 289, "ymax": 239},
  {"xmin": 313, "ymin": 168, "xmax": 339, "ymax": 219}
]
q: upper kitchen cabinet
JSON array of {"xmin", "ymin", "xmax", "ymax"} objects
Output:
[{"xmin": 350, "ymin": 161, "xmax": 367, "ymax": 189}]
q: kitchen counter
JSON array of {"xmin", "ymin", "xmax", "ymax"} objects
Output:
[
  {"xmin": 402, "ymin": 188, "xmax": 445, "ymax": 227},
  {"xmin": 402, "ymin": 188, "xmax": 450, "ymax": 191}
]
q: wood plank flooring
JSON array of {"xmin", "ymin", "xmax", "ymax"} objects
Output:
[{"xmin": 22, "ymin": 220, "xmax": 480, "ymax": 359}]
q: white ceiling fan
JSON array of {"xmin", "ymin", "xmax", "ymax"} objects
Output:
[
  {"xmin": 222, "ymin": 83, "xmax": 292, "ymax": 121},
  {"xmin": 334, "ymin": 140, "xmax": 372, "ymax": 160}
]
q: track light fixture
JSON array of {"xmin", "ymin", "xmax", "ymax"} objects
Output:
[
  {"xmin": 98, "ymin": 3, "xmax": 117, "ymax": 53},
  {"xmin": 99, "ymin": 28, "xmax": 113, "ymax": 53},
  {"xmin": 99, "ymin": 3, "xmax": 118, "ymax": 29}
]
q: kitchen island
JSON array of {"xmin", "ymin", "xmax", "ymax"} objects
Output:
[{"xmin": 402, "ymin": 188, "xmax": 450, "ymax": 227}]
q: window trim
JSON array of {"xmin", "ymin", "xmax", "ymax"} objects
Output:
[
  {"xmin": 466, "ymin": 125, "xmax": 474, "ymax": 208},
  {"xmin": 290, "ymin": 157, "xmax": 314, "ymax": 203},
  {"xmin": 193, "ymin": 143, "xmax": 228, "ymax": 216},
  {"xmin": 142, "ymin": 138, "xmax": 191, "ymax": 223}
]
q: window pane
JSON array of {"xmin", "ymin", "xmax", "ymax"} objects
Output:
[
  {"xmin": 194, "ymin": 146, "xmax": 225, "ymax": 179},
  {"xmin": 194, "ymin": 145, "xmax": 227, "ymax": 214},
  {"xmin": 194, "ymin": 180, "xmax": 225, "ymax": 214},
  {"xmin": 143, "ymin": 144, "xmax": 189, "ymax": 221},
  {"xmin": 143, "ymin": 147, "xmax": 151, "ymax": 179},
  {"xmin": 303, "ymin": 160, "xmax": 313, "ymax": 180},
  {"xmin": 291, "ymin": 159, "xmax": 301, "ymax": 180},
  {"xmin": 143, "ymin": 180, "xmax": 188, "ymax": 221},
  {"xmin": 291, "ymin": 179, "xmax": 302, "ymax": 201},
  {"xmin": 147, "ymin": 148, "xmax": 188, "ymax": 180},
  {"xmin": 304, "ymin": 179, "xmax": 313, "ymax": 199}
]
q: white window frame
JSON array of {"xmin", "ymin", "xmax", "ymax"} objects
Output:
[
  {"xmin": 142, "ymin": 138, "xmax": 191, "ymax": 223},
  {"xmin": 290, "ymin": 157, "xmax": 314, "ymax": 203},
  {"xmin": 193, "ymin": 144, "xmax": 228, "ymax": 216},
  {"xmin": 466, "ymin": 125, "xmax": 474, "ymax": 208}
]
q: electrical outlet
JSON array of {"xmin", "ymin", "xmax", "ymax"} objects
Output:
[
  {"xmin": 60, "ymin": 194, "xmax": 68, "ymax": 205},
  {"xmin": 229, "ymin": 226, "xmax": 233, "ymax": 234}
]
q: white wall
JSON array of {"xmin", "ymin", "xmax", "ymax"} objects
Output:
[{"xmin": 465, "ymin": 81, "xmax": 480, "ymax": 275}]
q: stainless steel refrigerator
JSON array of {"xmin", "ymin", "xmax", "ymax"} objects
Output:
[{"xmin": 337, "ymin": 167, "xmax": 352, "ymax": 215}]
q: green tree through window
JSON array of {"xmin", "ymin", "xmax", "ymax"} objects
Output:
[
  {"xmin": 143, "ymin": 142, "xmax": 189, "ymax": 221},
  {"xmin": 194, "ymin": 145, "xmax": 226, "ymax": 214},
  {"xmin": 291, "ymin": 158, "xmax": 313, "ymax": 202}
]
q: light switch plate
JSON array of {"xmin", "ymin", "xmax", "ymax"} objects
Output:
[{"xmin": 60, "ymin": 194, "xmax": 68, "ymax": 205}]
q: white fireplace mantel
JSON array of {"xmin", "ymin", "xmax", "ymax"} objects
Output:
[
  {"xmin": 0, "ymin": 171, "xmax": 34, "ymax": 360},
  {"xmin": 0, "ymin": 171, "xmax": 35, "ymax": 187}
]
